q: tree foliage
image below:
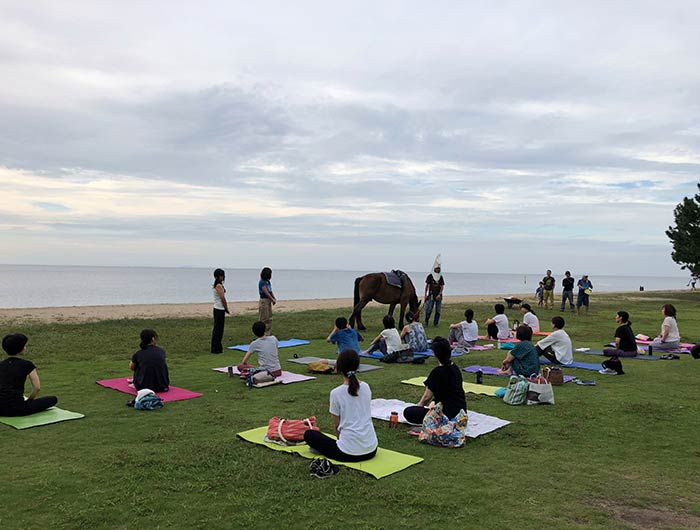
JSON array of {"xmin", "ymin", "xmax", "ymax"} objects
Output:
[{"xmin": 666, "ymin": 183, "xmax": 700, "ymax": 276}]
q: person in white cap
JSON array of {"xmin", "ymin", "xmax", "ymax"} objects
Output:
[{"xmin": 424, "ymin": 254, "xmax": 445, "ymax": 327}]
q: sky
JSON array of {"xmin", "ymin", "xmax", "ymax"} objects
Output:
[{"xmin": 1, "ymin": 1, "xmax": 699, "ymax": 276}]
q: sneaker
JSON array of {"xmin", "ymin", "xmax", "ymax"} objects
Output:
[
  {"xmin": 598, "ymin": 368, "xmax": 619, "ymax": 375},
  {"xmin": 309, "ymin": 458, "xmax": 339, "ymax": 479}
]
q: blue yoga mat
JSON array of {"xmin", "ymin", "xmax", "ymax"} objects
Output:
[
  {"xmin": 358, "ymin": 351, "xmax": 433, "ymax": 361},
  {"xmin": 541, "ymin": 359, "xmax": 601, "ymax": 371},
  {"xmin": 580, "ymin": 349, "xmax": 660, "ymax": 361},
  {"xmin": 227, "ymin": 338, "xmax": 310, "ymax": 352}
]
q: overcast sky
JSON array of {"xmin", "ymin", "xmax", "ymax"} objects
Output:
[{"xmin": 1, "ymin": 1, "xmax": 698, "ymax": 276}]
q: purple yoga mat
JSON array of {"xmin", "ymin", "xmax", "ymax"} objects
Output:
[
  {"xmin": 463, "ymin": 365, "xmax": 576, "ymax": 383},
  {"xmin": 212, "ymin": 367, "xmax": 315, "ymax": 384},
  {"xmin": 96, "ymin": 378, "xmax": 203, "ymax": 401}
]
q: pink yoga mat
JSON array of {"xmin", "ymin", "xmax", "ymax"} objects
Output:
[
  {"xmin": 212, "ymin": 367, "xmax": 315, "ymax": 384},
  {"xmin": 477, "ymin": 336, "xmax": 520, "ymax": 343},
  {"xmin": 96, "ymin": 378, "xmax": 203, "ymax": 402},
  {"xmin": 635, "ymin": 339, "xmax": 694, "ymax": 348}
]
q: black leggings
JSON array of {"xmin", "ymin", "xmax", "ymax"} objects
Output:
[
  {"xmin": 0, "ymin": 396, "xmax": 58, "ymax": 417},
  {"xmin": 487, "ymin": 323, "xmax": 500, "ymax": 340},
  {"xmin": 211, "ymin": 308, "xmax": 226, "ymax": 353},
  {"xmin": 403, "ymin": 405, "xmax": 429, "ymax": 425},
  {"xmin": 303, "ymin": 430, "xmax": 376, "ymax": 462},
  {"xmin": 537, "ymin": 346, "xmax": 560, "ymax": 364}
]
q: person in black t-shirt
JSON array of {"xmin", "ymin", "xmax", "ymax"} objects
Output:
[
  {"xmin": 424, "ymin": 266, "xmax": 445, "ymax": 327},
  {"xmin": 560, "ymin": 271, "xmax": 575, "ymax": 312},
  {"xmin": 602, "ymin": 311, "xmax": 638, "ymax": 358},
  {"xmin": 403, "ymin": 337, "xmax": 466, "ymax": 424},
  {"xmin": 0, "ymin": 333, "xmax": 58, "ymax": 417},
  {"xmin": 542, "ymin": 270, "xmax": 556, "ymax": 309},
  {"xmin": 129, "ymin": 329, "xmax": 170, "ymax": 392}
]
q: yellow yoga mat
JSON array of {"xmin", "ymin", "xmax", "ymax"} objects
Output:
[
  {"xmin": 0, "ymin": 407, "xmax": 84, "ymax": 430},
  {"xmin": 401, "ymin": 377, "xmax": 502, "ymax": 397},
  {"xmin": 237, "ymin": 426, "xmax": 423, "ymax": 479}
]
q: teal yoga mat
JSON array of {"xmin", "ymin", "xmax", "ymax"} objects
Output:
[{"xmin": 0, "ymin": 406, "xmax": 84, "ymax": 430}]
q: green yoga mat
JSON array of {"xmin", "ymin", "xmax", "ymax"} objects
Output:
[
  {"xmin": 402, "ymin": 376, "xmax": 503, "ymax": 397},
  {"xmin": 0, "ymin": 407, "xmax": 84, "ymax": 430},
  {"xmin": 237, "ymin": 426, "xmax": 423, "ymax": 479}
]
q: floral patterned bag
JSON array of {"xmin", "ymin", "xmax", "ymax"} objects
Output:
[{"xmin": 418, "ymin": 403, "xmax": 468, "ymax": 448}]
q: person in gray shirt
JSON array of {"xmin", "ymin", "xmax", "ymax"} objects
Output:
[{"xmin": 238, "ymin": 321, "xmax": 282, "ymax": 376}]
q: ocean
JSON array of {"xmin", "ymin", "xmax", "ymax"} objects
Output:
[{"xmin": 0, "ymin": 264, "xmax": 689, "ymax": 309}]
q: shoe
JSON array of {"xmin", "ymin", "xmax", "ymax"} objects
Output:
[
  {"xmin": 309, "ymin": 458, "xmax": 339, "ymax": 479},
  {"xmin": 598, "ymin": 368, "xmax": 619, "ymax": 375}
]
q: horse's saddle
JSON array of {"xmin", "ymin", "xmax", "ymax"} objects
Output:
[{"xmin": 383, "ymin": 270, "xmax": 406, "ymax": 289}]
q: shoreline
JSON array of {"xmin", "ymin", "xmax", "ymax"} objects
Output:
[{"xmin": 0, "ymin": 290, "xmax": 682, "ymax": 324}]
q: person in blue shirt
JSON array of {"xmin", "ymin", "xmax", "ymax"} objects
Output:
[
  {"xmin": 258, "ymin": 267, "xmax": 277, "ymax": 335},
  {"xmin": 327, "ymin": 317, "xmax": 363, "ymax": 354}
]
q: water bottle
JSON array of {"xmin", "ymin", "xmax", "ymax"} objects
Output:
[
  {"xmin": 648, "ymin": 345, "xmax": 653, "ymax": 356},
  {"xmin": 227, "ymin": 366, "xmax": 234, "ymax": 378},
  {"xmin": 389, "ymin": 411, "xmax": 399, "ymax": 429},
  {"xmin": 476, "ymin": 369, "xmax": 483, "ymax": 384}
]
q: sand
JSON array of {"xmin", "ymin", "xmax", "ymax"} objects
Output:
[{"xmin": 0, "ymin": 293, "xmax": 522, "ymax": 324}]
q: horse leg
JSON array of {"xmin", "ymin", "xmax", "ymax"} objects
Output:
[
  {"xmin": 398, "ymin": 302, "xmax": 407, "ymax": 329},
  {"xmin": 388, "ymin": 303, "xmax": 396, "ymax": 318},
  {"xmin": 351, "ymin": 297, "xmax": 372, "ymax": 331}
]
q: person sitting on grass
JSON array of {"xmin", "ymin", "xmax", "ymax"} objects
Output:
[
  {"xmin": 650, "ymin": 304, "xmax": 681, "ymax": 351},
  {"xmin": 238, "ymin": 321, "xmax": 282, "ymax": 379},
  {"xmin": 535, "ymin": 316, "xmax": 573, "ymax": 365},
  {"xmin": 303, "ymin": 349, "xmax": 378, "ymax": 463},
  {"xmin": 327, "ymin": 316, "xmax": 363, "ymax": 354},
  {"xmin": 448, "ymin": 308, "xmax": 479, "ymax": 348},
  {"xmin": 0, "ymin": 333, "xmax": 58, "ymax": 417},
  {"xmin": 403, "ymin": 337, "xmax": 467, "ymax": 425},
  {"xmin": 485, "ymin": 304, "xmax": 510, "ymax": 341},
  {"xmin": 499, "ymin": 325, "xmax": 540, "ymax": 377},
  {"xmin": 520, "ymin": 303, "xmax": 540, "ymax": 332},
  {"xmin": 400, "ymin": 311, "xmax": 429, "ymax": 353},
  {"xmin": 129, "ymin": 329, "xmax": 170, "ymax": 392},
  {"xmin": 603, "ymin": 311, "xmax": 638, "ymax": 358},
  {"xmin": 364, "ymin": 315, "xmax": 403, "ymax": 356},
  {"xmin": 691, "ymin": 344, "xmax": 700, "ymax": 360}
]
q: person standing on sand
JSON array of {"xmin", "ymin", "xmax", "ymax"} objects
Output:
[
  {"xmin": 542, "ymin": 270, "xmax": 555, "ymax": 309},
  {"xmin": 424, "ymin": 254, "xmax": 444, "ymax": 327},
  {"xmin": 560, "ymin": 271, "xmax": 575, "ymax": 313},
  {"xmin": 211, "ymin": 268, "xmax": 230, "ymax": 354},
  {"xmin": 258, "ymin": 267, "xmax": 277, "ymax": 335}
]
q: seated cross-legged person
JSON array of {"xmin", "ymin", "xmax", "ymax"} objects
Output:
[
  {"xmin": 364, "ymin": 315, "xmax": 403, "ymax": 356},
  {"xmin": 500, "ymin": 325, "xmax": 540, "ymax": 377},
  {"xmin": 327, "ymin": 316, "xmax": 363, "ymax": 354},
  {"xmin": 485, "ymin": 304, "xmax": 510, "ymax": 341},
  {"xmin": 403, "ymin": 337, "xmax": 467, "ymax": 425},
  {"xmin": 603, "ymin": 311, "xmax": 638, "ymax": 358},
  {"xmin": 0, "ymin": 333, "xmax": 58, "ymax": 417},
  {"xmin": 520, "ymin": 304, "xmax": 540, "ymax": 333},
  {"xmin": 449, "ymin": 309, "xmax": 479, "ymax": 348},
  {"xmin": 130, "ymin": 329, "xmax": 170, "ymax": 392},
  {"xmin": 238, "ymin": 321, "xmax": 282, "ymax": 380},
  {"xmin": 650, "ymin": 304, "xmax": 681, "ymax": 351},
  {"xmin": 400, "ymin": 311, "xmax": 429, "ymax": 353},
  {"xmin": 535, "ymin": 316, "xmax": 573, "ymax": 365}
]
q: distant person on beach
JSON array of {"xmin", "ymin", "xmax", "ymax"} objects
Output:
[
  {"xmin": 485, "ymin": 304, "xmax": 510, "ymax": 340},
  {"xmin": 258, "ymin": 267, "xmax": 277, "ymax": 335},
  {"xmin": 499, "ymin": 325, "xmax": 540, "ymax": 377},
  {"xmin": 542, "ymin": 270, "xmax": 556, "ymax": 309},
  {"xmin": 424, "ymin": 256, "xmax": 445, "ymax": 327},
  {"xmin": 536, "ymin": 282, "xmax": 544, "ymax": 307},
  {"xmin": 130, "ymin": 329, "xmax": 170, "ymax": 392},
  {"xmin": 304, "ymin": 349, "xmax": 378, "ymax": 463},
  {"xmin": 576, "ymin": 275, "xmax": 593, "ymax": 315},
  {"xmin": 650, "ymin": 304, "xmax": 681, "ymax": 351},
  {"xmin": 520, "ymin": 303, "xmax": 540, "ymax": 332},
  {"xmin": 688, "ymin": 276, "xmax": 697, "ymax": 291},
  {"xmin": 560, "ymin": 271, "xmax": 575, "ymax": 312},
  {"xmin": 535, "ymin": 316, "xmax": 573, "ymax": 364},
  {"xmin": 364, "ymin": 315, "xmax": 403, "ymax": 356},
  {"xmin": 211, "ymin": 268, "xmax": 230, "ymax": 354},
  {"xmin": 449, "ymin": 308, "xmax": 479, "ymax": 348},
  {"xmin": 403, "ymin": 337, "xmax": 466, "ymax": 425},
  {"xmin": 400, "ymin": 311, "xmax": 429, "ymax": 353},
  {"xmin": 0, "ymin": 333, "xmax": 58, "ymax": 417},
  {"xmin": 238, "ymin": 321, "xmax": 282, "ymax": 377},
  {"xmin": 327, "ymin": 317, "xmax": 363, "ymax": 354}
]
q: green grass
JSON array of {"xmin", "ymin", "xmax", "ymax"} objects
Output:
[{"xmin": 1, "ymin": 291, "xmax": 700, "ymax": 530}]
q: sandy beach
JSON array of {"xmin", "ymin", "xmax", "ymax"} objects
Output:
[{"xmin": 0, "ymin": 293, "xmax": 532, "ymax": 324}]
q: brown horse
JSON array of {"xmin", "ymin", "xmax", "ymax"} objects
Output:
[{"xmin": 349, "ymin": 271, "xmax": 421, "ymax": 331}]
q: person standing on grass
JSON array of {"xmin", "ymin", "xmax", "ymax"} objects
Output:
[
  {"xmin": 560, "ymin": 270, "xmax": 575, "ymax": 312},
  {"xmin": 535, "ymin": 316, "xmax": 573, "ymax": 365},
  {"xmin": 258, "ymin": 267, "xmax": 277, "ymax": 335},
  {"xmin": 650, "ymin": 304, "xmax": 681, "ymax": 351},
  {"xmin": 304, "ymin": 349, "xmax": 378, "ymax": 463},
  {"xmin": 211, "ymin": 268, "xmax": 230, "ymax": 354},
  {"xmin": 485, "ymin": 304, "xmax": 510, "ymax": 340},
  {"xmin": 424, "ymin": 255, "xmax": 445, "ymax": 327},
  {"xmin": 0, "ymin": 333, "xmax": 58, "ymax": 417},
  {"xmin": 130, "ymin": 329, "xmax": 170, "ymax": 392},
  {"xmin": 542, "ymin": 270, "xmax": 556, "ymax": 309},
  {"xmin": 403, "ymin": 337, "xmax": 466, "ymax": 425},
  {"xmin": 576, "ymin": 275, "xmax": 593, "ymax": 315}
]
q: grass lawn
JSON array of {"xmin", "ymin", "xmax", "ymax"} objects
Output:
[{"xmin": 1, "ymin": 291, "xmax": 699, "ymax": 530}]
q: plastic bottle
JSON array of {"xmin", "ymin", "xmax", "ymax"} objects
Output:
[
  {"xmin": 389, "ymin": 411, "xmax": 399, "ymax": 429},
  {"xmin": 476, "ymin": 370, "xmax": 483, "ymax": 384}
]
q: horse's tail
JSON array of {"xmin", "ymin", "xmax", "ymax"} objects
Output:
[{"xmin": 354, "ymin": 276, "xmax": 362, "ymax": 308}]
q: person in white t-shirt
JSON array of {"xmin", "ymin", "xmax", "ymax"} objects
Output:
[
  {"xmin": 364, "ymin": 315, "xmax": 403, "ymax": 355},
  {"xmin": 650, "ymin": 304, "xmax": 681, "ymax": 351},
  {"xmin": 520, "ymin": 304, "xmax": 540, "ymax": 333},
  {"xmin": 304, "ymin": 349, "xmax": 378, "ymax": 462},
  {"xmin": 485, "ymin": 304, "xmax": 510, "ymax": 340},
  {"xmin": 535, "ymin": 316, "xmax": 573, "ymax": 364},
  {"xmin": 449, "ymin": 308, "xmax": 479, "ymax": 347}
]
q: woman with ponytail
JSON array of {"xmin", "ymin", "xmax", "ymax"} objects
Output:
[
  {"xmin": 303, "ymin": 349, "xmax": 378, "ymax": 462},
  {"xmin": 129, "ymin": 329, "xmax": 170, "ymax": 392}
]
